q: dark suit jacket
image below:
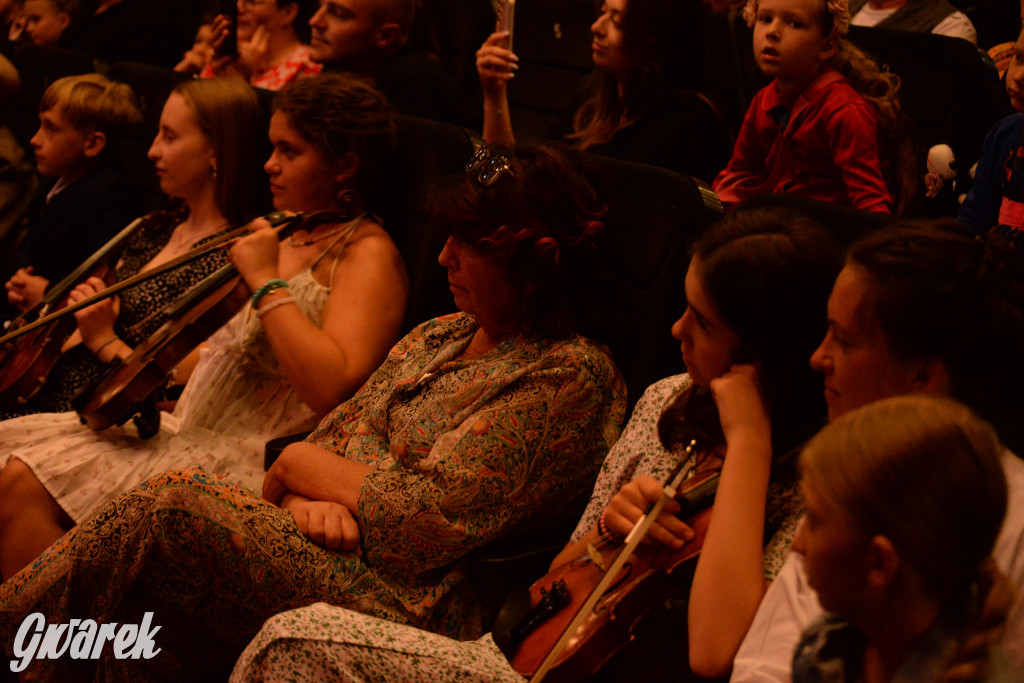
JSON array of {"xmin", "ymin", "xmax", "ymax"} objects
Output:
[{"xmin": 21, "ymin": 160, "xmax": 143, "ymax": 284}]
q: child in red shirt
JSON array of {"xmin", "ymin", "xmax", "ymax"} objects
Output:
[{"xmin": 714, "ymin": 0, "xmax": 912, "ymax": 214}]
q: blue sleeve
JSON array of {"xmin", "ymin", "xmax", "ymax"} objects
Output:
[{"xmin": 959, "ymin": 114, "xmax": 1024, "ymax": 235}]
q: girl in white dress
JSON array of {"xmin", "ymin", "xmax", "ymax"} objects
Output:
[{"xmin": 0, "ymin": 73, "xmax": 409, "ymax": 580}]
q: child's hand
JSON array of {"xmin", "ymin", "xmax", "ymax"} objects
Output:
[
  {"xmin": 476, "ymin": 31, "xmax": 518, "ymax": 95},
  {"xmin": 710, "ymin": 364, "xmax": 771, "ymax": 455},
  {"xmin": 602, "ymin": 475, "xmax": 696, "ymax": 549},
  {"xmin": 69, "ymin": 276, "xmax": 120, "ymax": 350},
  {"xmin": 5, "ymin": 267, "xmax": 48, "ymax": 312}
]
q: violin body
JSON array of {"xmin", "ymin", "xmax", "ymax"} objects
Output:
[
  {"xmin": 0, "ymin": 312, "xmax": 79, "ymax": 410},
  {"xmin": 74, "ymin": 265, "xmax": 248, "ymax": 436},
  {"xmin": 73, "ymin": 211, "xmax": 342, "ymax": 438},
  {"xmin": 509, "ymin": 470, "xmax": 718, "ymax": 682},
  {"xmin": 0, "ymin": 212, "xmax": 154, "ymax": 410}
]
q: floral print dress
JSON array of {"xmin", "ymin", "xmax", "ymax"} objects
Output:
[
  {"xmin": 0, "ymin": 313, "xmax": 626, "ymax": 681},
  {"xmin": 229, "ymin": 374, "xmax": 804, "ymax": 683}
]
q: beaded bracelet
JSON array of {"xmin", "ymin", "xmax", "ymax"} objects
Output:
[
  {"xmin": 598, "ymin": 509, "xmax": 625, "ymax": 545},
  {"xmin": 255, "ymin": 295, "xmax": 297, "ymax": 318},
  {"xmin": 251, "ymin": 278, "xmax": 289, "ymax": 308}
]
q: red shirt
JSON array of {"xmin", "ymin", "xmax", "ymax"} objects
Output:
[{"xmin": 713, "ymin": 67, "xmax": 892, "ymax": 214}]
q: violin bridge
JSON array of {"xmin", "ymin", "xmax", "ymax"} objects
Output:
[{"xmin": 586, "ymin": 542, "xmax": 608, "ymax": 572}]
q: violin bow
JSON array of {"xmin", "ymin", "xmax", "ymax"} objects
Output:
[
  {"xmin": 529, "ymin": 440, "xmax": 698, "ymax": 683},
  {"xmin": 0, "ymin": 210, "xmax": 345, "ymax": 347}
]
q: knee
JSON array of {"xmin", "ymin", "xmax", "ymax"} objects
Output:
[{"xmin": 0, "ymin": 459, "xmax": 52, "ymax": 523}]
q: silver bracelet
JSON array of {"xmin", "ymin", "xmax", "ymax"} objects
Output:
[{"xmin": 255, "ymin": 295, "xmax": 297, "ymax": 318}]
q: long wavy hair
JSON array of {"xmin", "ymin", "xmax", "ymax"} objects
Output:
[{"xmin": 568, "ymin": 0, "xmax": 704, "ymax": 151}]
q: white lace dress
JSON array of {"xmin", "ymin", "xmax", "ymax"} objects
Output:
[{"xmin": 0, "ymin": 239, "xmax": 346, "ymax": 523}]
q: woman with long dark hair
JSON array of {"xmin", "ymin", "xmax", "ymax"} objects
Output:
[{"xmin": 476, "ymin": 0, "xmax": 731, "ymax": 182}]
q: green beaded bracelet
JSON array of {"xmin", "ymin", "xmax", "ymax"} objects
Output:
[{"xmin": 251, "ymin": 278, "xmax": 289, "ymax": 308}]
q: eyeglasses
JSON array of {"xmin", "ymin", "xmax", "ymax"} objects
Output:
[{"xmin": 466, "ymin": 147, "xmax": 516, "ymax": 186}]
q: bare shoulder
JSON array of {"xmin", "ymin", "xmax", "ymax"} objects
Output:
[{"xmin": 343, "ymin": 218, "xmax": 403, "ymax": 264}]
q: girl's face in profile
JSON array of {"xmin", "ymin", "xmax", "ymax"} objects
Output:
[
  {"xmin": 264, "ymin": 111, "xmax": 350, "ymax": 213},
  {"xmin": 791, "ymin": 474, "xmax": 874, "ymax": 617},
  {"xmin": 671, "ymin": 255, "xmax": 743, "ymax": 388},
  {"xmin": 591, "ymin": 0, "xmax": 636, "ymax": 79}
]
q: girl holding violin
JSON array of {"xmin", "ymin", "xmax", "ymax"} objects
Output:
[
  {"xmin": 0, "ymin": 76, "xmax": 264, "ymax": 421},
  {"xmin": 791, "ymin": 395, "xmax": 1017, "ymax": 682},
  {"xmin": 230, "ymin": 205, "xmax": 844, "ymax": 682},
  {"xmin": 0, "ymin": 73, "xmax": 409, "ymax": 580}
]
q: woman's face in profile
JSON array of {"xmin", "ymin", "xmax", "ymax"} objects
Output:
[
  {"xmin": 671, "ymin": 256, "xmax": 743, "ymax": 388},
  {"xmin": 591, "ymin": 0, "xmax": 636, "ymax": 78},
  {"xmin": 810, "ymin": 266, "xmax": 923, "ymax": 421},
  {"xmin": 264, "ymin": 111, "xmax": 348, "ymax": 214},
  {"xmin": 438, "ymin": 236, "xmax": 521, "ymax": 334},
  {"xmin": 147, "ymin": 92, "xmax": 217, "ymax": 201}
]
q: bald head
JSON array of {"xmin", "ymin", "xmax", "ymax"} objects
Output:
[{"xmin": 308, "ymin": 0, "xmax": 416, "ymax": 71}]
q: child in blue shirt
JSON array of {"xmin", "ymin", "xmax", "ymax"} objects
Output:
[{"xmin": 958, "ymin": 27, "xmax": 1024, "ymax": 246}]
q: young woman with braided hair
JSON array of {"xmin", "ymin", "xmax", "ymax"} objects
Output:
[{"xmin": 792, "ymin": 395, "xmax": 1017, "ymax": 682}]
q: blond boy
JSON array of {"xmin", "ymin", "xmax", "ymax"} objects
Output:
[{"xmin": 5, "ymin": 74, "xmax": 142, "ymax": 314}]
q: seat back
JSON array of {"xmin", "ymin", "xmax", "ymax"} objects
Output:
[
  {"xmin": 579, "ymin": 156, "xmax": 722, "ymax": 411},
  {"xmin": 735, "ymin": 192, "xmax": 900, "ymax": 245},
  {"xmin": 375, "ymin": 115, "xmax": 475, "ymax": 333},
  {"xmin": 846, "ymin": 26, "xmax": 1000, "ymax": 214},
  {"xmin": 6, "ymin": 45, "xmax": 97, "ymax": 151}
]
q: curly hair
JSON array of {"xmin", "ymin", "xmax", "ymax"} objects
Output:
[
  {"xmin": 434, "ymin": 143, "xmax": 606, "ymax": 337},
  {"xmin": 743, "ymin": 0, "xmax": 917, "ymax": 214},
  {"xmin": 272, "ymin": 73, "xmax": 397, "ymax": 209}
]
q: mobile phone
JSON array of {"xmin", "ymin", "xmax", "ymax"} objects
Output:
[{"xmin": 498, "ymin": 0, "xmax": 515, "ymax": 52}]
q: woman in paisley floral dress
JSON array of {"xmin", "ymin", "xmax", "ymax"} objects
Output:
[
  {"xmin": 229, "ymin": 205, "xmax": 846, "ymax": 683},
  {"xmin": 0, "ymin": 74, "xmax": 408, "ymax": 579},
  {"xmin": 0, "ymin": 141, "xmax": 627, "ymax": 681}
]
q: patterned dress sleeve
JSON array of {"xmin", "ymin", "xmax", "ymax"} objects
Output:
[
  {"xmin": 357, "ymin": 339, "xmax": 626, "ymax": 573},
  {"xmin": 569, "ymin": 374, "xmax": 691, "ymax": 542}
]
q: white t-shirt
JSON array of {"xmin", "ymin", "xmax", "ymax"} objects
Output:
[
  {"xmin": 730, "ymin": 450, "xmax": 1024, "ymax": 681},
  {"xmin": 851, "ymin": 3, "xmax": 978, "ymax": 45}
]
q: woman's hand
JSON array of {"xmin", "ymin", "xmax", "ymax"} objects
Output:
[
  {"xmin": 603, "ymin": 475, "xmax": 696, "ymax": 549},
  {"xmin": 5, "ymin": 267, "xmax": 48, "ymax": 311},
  {"xmin": 70, "ymin": 277, "xmax": 120, "ymax": 349},
  {"xmin": 230, "ymin": 221, "xmax": 281, "ymax": 292},
  {"xmin": 174, "ymin": 15, "xmax": 232, "ymax": 73},
  {"xmin": 476, "ymin": 31, "xmax": 518, "ymax": 96},
  {"xmin": 710, "ymin": 364, "xmax": 771, "ymax": 451},
  {"xmin": 282, "ymin": 495, "xmax": 361, "ymax": 551}
]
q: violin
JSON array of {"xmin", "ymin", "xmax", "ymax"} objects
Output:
[
  {"xmin": 503, "ymin": 442, "xmax": 719, "ymax": 683},
  {"xmin": 0, "ymin": 211, "xmax": 159, "ymax": 410},
  {"xmin": 72, "ymin": 210, "xmax": 348, "ymax": 439}
]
